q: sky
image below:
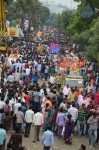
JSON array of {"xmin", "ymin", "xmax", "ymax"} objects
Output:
[{"xmin": 40, "ymin": 0, "xmax": 79, "ymax": 9}]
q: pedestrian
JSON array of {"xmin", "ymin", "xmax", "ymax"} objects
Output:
[
  {"xmin": 6, "ymin": 143, "xmax": 12, "ymax": 150},
  {"xmin": 0, "ymin": 123, "xmax": 7, "ymax": 150},
  {"xmin": 64, "ymin": 114, "xmax": 74, "ymax": 144},
  {"xmin": 33, "ymin": 88, "xmax": 40, "ymax": 113},
  {"xmin": 42, "ymin": 126, "xmax": 54, "ymax": 150},
  {"xmin": 33, "ymin": 108, "xmax": 44, "ymax": 143},
  {"xmin": 56, "ymin": 108, "xmax": 65, "ymax": 139},
  {"xmin": 87, "ymin": 111, "xmax": 98, "ymax": 147},
  {"xmin": 9, "ymin": 126, "xmax": 22, "ymax": 150},
  {"xmin": 16, "ymin": 107, "xmax": 24, "ymax": 133},
  {"xmin": 25, "ymin": 106, "xmax": 34, "ymax": 137},
  {"xmin": 77, "ymin": 105, "xmax": 86, "ymax": 136},
  {"xmin": 32, "ymin": 72, "xmax": 38, "ymax": 84},
  {"xmin": 68, "ymin": 102, "xmax": 78, "ymax": 125}
]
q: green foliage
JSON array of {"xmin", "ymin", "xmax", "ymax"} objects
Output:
[
  {"xmin": 7, "ymin": 0, "xmax": 50, "ymax": 28},
  {"xmin": 56, "ymin": 0, "xmax": 99, "ymax": 63},
  {"xmin": 39, "ymin": 6, "xmax": 50, "ymax": 25}
]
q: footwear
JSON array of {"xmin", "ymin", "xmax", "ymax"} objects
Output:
[
  {"xmin": 93, "ymin": 144, "xmax": 95, "ymax": 147},
  {"xmin": 37, "ymin": 139, "xmax": 40, "ymax": 141},
  {"xmin": 33, "ymin": 141, "xmax": 35, "ymax": 143}
]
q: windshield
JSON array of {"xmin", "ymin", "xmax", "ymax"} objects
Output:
[{"xmin": 66, "ymin": 79, "xmax": 84, "ymax": 88}]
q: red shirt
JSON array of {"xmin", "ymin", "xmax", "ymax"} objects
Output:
[
  {"xmin": 25, "ymin": 63, "xmax": 29, "ymax": 69},
  {"xmin": 25, "ymin": 94, "xmax": 31, "ymax": 105}
]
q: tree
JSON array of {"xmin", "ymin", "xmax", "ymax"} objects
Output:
[
  {"xmin": 40, "ymin": 6, "xmax": 50, "ymax": 25},
  {"xmin": 7, "ymin": 0, "xmax": 42, "ymax": 28},
  {"xmin": 86, "ymin": 18, "xmax": 99, "ymax": 63}
]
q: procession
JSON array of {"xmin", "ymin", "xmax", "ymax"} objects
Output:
[{"xmin": 0, "ymin": 0, "xmax": 99, "ymax": 150}]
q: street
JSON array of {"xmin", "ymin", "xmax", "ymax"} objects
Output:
[{"xmin": 7, "ymin": 127, "xmax": 99, "ymax": 150}]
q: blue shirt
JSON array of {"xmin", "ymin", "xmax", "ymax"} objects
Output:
[
  {"xmin": 42, "ymin": 130, "xmax": 54, "ymax": 147},
  {"xmin": 32, "ymin": 74, "xmax": 38, "ymax": 82},
  {"xmin": 0, "ymin": 128, "xmax": 7, "ymax": 145}
]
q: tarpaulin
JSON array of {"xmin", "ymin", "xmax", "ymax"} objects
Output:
[
  {"xmin": 51, "ymin": 49, "xmax": 60, "ymax": 54},
  {"xmin": 50, "ymin": 44, "xmax": 61, "ymax": 50}
]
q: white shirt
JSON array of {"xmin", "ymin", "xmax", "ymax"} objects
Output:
[
  {"xmin": 15, "ymin": 72, "xmax": 20, "ymax": 81},
  {"xmin": 78, "ymin": 95, "xmax": 84, "ymax": 106},
  {"xmin": 25, "ymin": 68, "xmax": 30, "ymax": 75},
  {"xmin": 49, "ymin": 76, "xmax": 56, "ymax": 84},
  {"xmin": 25, "ymin": 109, "xmax": 34, "ymax": 123},
  {"xmin": 0, "ymin": 101, "xmax": 5, "ymax": 109},
  {"xmin": 86, "ymin": 85, "xmax": 93, "ymax": 93},
  {"xmin": 84, "ymin": 98, "xmax": 90, "ymax": 107},
  {"xmin": 33, "ymin": 112, "xmax": 44, "ymax": 125},
  {"xmin": 60, "ymin": 102, "xmax": 67, "ymax": 110},
  {"xmin": 9, "ymin": 100, "xmax": 15, "ymax": 111},
  {"xmin": 68, "ymin": 107, "xmax": 78, "ymax": 122},
  {"xmin": 14, "ymin": 103, "xmax": 22, "ymax": 114},
  {"xmin": 63, "ymin": 86, "xmax": 68, "ymax": 96},
  {"xmin": 41, "ymin": 96, "xmax": 46, "ymax": 108}
]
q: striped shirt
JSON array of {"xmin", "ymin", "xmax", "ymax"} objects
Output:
[{"xmin": 78, "ymin": 109, "xmax": 86, "ymax": 121}]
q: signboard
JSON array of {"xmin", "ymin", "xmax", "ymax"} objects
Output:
[
  {"xmin": 7, "ymin": 28, "xmax": 19, "ymax": 37},
  {"xmin": 82, "ymin": 5, "xmax": 93, "ymax": 18}
]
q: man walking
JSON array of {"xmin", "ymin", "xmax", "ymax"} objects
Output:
[
  {"xmin": 0, "ymin": 123, "xmax": 7, "ymax": 150},
  {"xmin": 42, "ymin": 126, "xmax": 54, "ymax": 150},
  {"xmin": 87, "ymin": 112, "xmax": 98, "ymax": 147},
  {"xmin": 25, "ymin": 106, "xmax": 34, "ymax": 137},
  {"xmin": 33, "ymin": 108, "xmax": 44, "ymax": 143},
  {"xmin": 77, "ymin": 105, "xmax": 86, "ymax": 136}
]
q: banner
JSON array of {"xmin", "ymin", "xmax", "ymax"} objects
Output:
[{"xmin": 7, "ymin": 28, "xmax": 19, "ymax": 37}]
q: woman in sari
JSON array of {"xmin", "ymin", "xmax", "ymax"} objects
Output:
[
  {"xmin": 45, "ymin": 105, "xmax": 58, "ymax": 133},
  {"xmin": 64, "ymin": 114, "xmax": 74, "ymax": 145},
  {"xmin": 42, "ymin": 103, "xmax": 50, "ymax": 129}
]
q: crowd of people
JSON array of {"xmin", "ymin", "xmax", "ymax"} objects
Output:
[{"xmin": 0, "ymin": 28, "xmax": 99, "ymax": 150}]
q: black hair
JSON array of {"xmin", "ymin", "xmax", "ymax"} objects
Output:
[
  {"xmin": 0, "ymin": 123, "xmax": 4, "ymax": 128},
  {"xmin": 81, "ymin": 144, "xmax": 86, "ymax": 150},
  {"xmin": 7, "ymin": 143, "xmax": 12, "ymax": 148}
]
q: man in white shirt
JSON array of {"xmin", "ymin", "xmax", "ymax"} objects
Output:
[
  {"xmin": 60, "ymin": 99, "xmax": 67, "ymax": 111},
  {"xmin": 25, "ymin": 106, "xmax": 34, "ymax": 137},
  {"xmin": 63, "ymin": 84, "xmax": 71, "ymax": 96},
  {"xmin": 78, "ymin": 91, "xmax": 84, "ymax": 106},
  {"xmin": 9, "ymin": 97, "xmax": 15, "ymax": 112},
  {"xmin": 25, "ymin": 68, "xmax": 30, "ymax": 76},
  {"xmin": 49, "ymin": 75, "xmax": 56, "ymax": 84},
  {"xmin": 14, "ymin": 100, "xmax": 22, "ymax": 114},
  {"xmin": 33, "ymin": 108, "xmax": 44, "ymax": 143},
  {"xmin": 68, "ymin": 103, "xmax": 78, "ymax": 123},
  {"xmin": 86, "ymin": 83, "xmax": 93, "ymax": 94},
  {"xmin": 15, "ymin": 70, "xmax": 20, "ymax": 82},
  {"xmin": 0, "ymin": 99, "xmax": 5, "ymax": 109}
]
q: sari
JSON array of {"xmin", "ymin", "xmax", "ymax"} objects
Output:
[
  {"xmin": 64, "ymin": 119, "xmax": 74, "ymax": 144},
  {"xmin": 45, "ymin": 108, "xmax": 55, "ymax": 131}
]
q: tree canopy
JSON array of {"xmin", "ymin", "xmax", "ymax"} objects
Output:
[
  {"xmin": 56, "ymin": 0, "xmax": 99, "ymax": 63},
  {"xmin": 7, "ymin": 0, "xmax": 50, "ymax": 28}
]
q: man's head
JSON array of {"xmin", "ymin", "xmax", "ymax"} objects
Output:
[
  {"xmin": 29, "ymin": 106, "xmax": 32, "ymax": 110},
  {"xmin": 79, "ymin": 144, "xmax": 86, "ymax": 150},
  {"xmin": 93, "ymin": 112, "xmax": 97, "ymax": 118}
]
